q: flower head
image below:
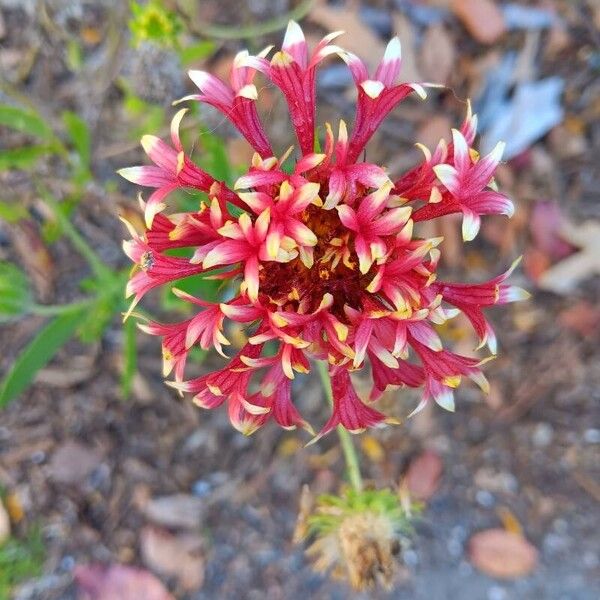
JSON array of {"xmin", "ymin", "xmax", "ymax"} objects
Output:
[
  {"xmin": 295, "ymin": 487, "xmax": 416, "ymax": 591},
  {"xmin": 121, "ymin": 22, "xmax": 527, "ymax": 438}
]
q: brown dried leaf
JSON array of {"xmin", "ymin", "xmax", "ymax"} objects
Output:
[
  {"xmin": 559, "ymin": 301, "xmax": 600, "ymax": 337},
  {"xmin": 10, "ymin": 221, "xmax": 54, "ymax": 301},
  {"xmin": 416, "ymin": 115, "xmax": 452, "ymax": 152},
  {"xmin": 392, "ymin": 14, "xmax": 423, "ymax": 82},
  {"xmin": 140, "ymin": 527, "xmax": 205, "ymax": 591},
  {"xmin": 537, "ymin": 221, "xmax": 600, "ymax": 294},
  {"xmin": 310, "ymin": 0, "xmax": 385, "ymax": 70},
  {"xmin": 451, "ymin": 0, "xmax": 506, "ymax": 45},
  {"xmin": 420, "ymin": 24, "xmax": 455, "ymax": 85},
  {"xmin": 0, "ymin": 498, "xmax": 10, "ymax": 544},
  {"xmin": 74, "ymin": 564, "xmax": 174, "ymax": 600},
  {"xmin": 469, "ymin": 529, "xmax": 538, "ymax": 579},
  {"xmin": 403, "ymin": 449, "xmax": 443, "ymax": 501}
]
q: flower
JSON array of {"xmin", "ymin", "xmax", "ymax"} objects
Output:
[
  {"xmin": 295, "ymin": 487, "xmax": 416, "ymax": 591},
  {"xmin": 121, "ymin": 21, "xmax": 527, "ymax": 438}
]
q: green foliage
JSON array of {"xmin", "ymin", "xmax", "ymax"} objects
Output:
[
  {"xmin": 0, "ymin": 527, "xmax": 45, "ymax": 600},
  {"xmin": 120, "ymin": 80, "xmax": 166, "ymax": 140},
  {"xmin": 0, "ymin": 307, "xmax": 88, "ymax": 407},
  {"xmin": 129, "ymin": 0, "xmax": 182, "ymax": 48},
  {"xmin": 179, "ymin": 40, "xmax": 217, "ymax": 66},
  {"xmin": 120, "ymin": 317, "xmax": 138, "ymax": 397},
  {"xmin": 0, "ymin": 104, "xmax": 64, "ymax": 170},
  {"xmin": 0, "ymin": 70, "xmax": 239, "ymax": 409},
  {"xmin": 308, "ymin": 488, "xmax": 418, "ymax": 538},
  {"xmin": 0, "ymin": 263, "xmax": 33, "ymax": 322},
  {"xmin": 0, "ymin": 105, "xmax": 54, "ymax": 140},
  {"xmin": 62, "ymin": 111, "xmax": 92, "ymax": 184},
  {"xmin": 0, "ymin": 201, "xmax": 28, "ymax": 223}
]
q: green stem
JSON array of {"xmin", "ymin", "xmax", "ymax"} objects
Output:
[
  {"xmin": 30, "ymin": 298, "xmax": 95, "ymax": 316},
  {"xmin": 182, "ymin": 0, "xmax": 314, "ymax": 40},
  {"xmin": 316, "ymin": 360, "xmax": 363, "ymax": 492}
]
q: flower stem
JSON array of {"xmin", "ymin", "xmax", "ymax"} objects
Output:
[
  {"xmin": 183, "ymin": 0, "xmax": 315, "ymax": 41},
  {"xmin": 316, "ymin": 361, "xmax": 363, "ymax": 492}
]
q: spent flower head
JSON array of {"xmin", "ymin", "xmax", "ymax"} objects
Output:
[
  {"xmin": 120, "ymin": 21, "xmax": 527, "ymax": 439},
  {"xmin": 295, "ymin": 486, "xmax": 418, "ymax": 590}
]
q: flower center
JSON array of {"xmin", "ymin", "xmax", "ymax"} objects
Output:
[{"xmin": 259, "ymin": 198, "xmax": 369, "ymax": 317}]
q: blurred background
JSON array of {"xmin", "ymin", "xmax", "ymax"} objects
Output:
[{"xmin": 0, "ymin": 1, "xmax": 599, "ymax": 599}]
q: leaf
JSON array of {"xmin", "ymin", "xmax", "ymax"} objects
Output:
[
  {"xmin": 74, "ymin": 564, "xmax": 174, "ymax": 600},
  {"xmin": 310, "ymin": 0, "xmax": 386, "ymax": 70},
  {"xmin": 0, "ymin": 307, "xmax": 88, "ymax": 407},
  {"xmin": 0, "ymin": 146, "xmax": 52, "ymax": 170},
  {"xmin": 179, "ymin": 40, "xmax": 216, "ymax": 66},
  {"xmin": 419, "ymin": 24, "xmax": 456, "ymax": 85},
  {"xmin": 62, "ymin": 111, "xmax": 91, "ymax": 171},
  {"xmin": 0, "ymin": 526, "xmax": 44, "ymax": 594},
  {"xmin": 469, "ymin": 528, "xmax": 538, "ymax": 579},
  {"xmin": 120, "ymin": 317, "xmax": 137, "ymax": 398},
  {"xmin": 0, "ymin": 499, "xmax": 9, "ymax": 545},
  {"xmin": 140, "ymin": 526, "xmax": 205, "ymax": 591},
  {"xmin": 0, "ymin": 262, "xmax": 32, "ymax": 322},
  {"xmin": 196, "ymin": 127, "xmax": 232, "ymax": 184},
  {"xmin": 0, "ymin": 200, "xmax": 28, "ymax": 223},
  {"xmin": 0, "ymin": 104, "xmax": 53, "ymax": 140},
  {"xmin": 10, "ymin": 221, "xmax": 55, "ymax": 300},
  {"xmin": 403, "ymin": 449, "xmax": 443, "ymax": 501},
  {"xmin": 537, "ymin": 221, "xmax": 600, "ymax": 294}
]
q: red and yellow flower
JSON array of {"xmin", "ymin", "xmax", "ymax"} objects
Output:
[{"xmin": 120, "ymin": 22, "xmax": 527, "ymax": 438}]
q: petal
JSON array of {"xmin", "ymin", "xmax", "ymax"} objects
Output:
[
  {"xmin": 375, "ymin": 37, "xmax": 402, "ymax": 87},
  {"xmin": 461, "ymin": 209, "xmax": 481, "ymax": 242}
]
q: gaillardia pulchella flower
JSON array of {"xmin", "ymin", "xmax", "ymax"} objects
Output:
[{"xmin": 120, "ymin": 22, "xmax": 527, "ymax": 438}]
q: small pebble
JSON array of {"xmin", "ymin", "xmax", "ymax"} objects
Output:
[
  {"xmin": 583, "ymin": 551, "xmax": 599, "ymax": 569},
  {"xmin": 403, "ymin": 548, "xmax": 419, "ymax": 567},
  {"xmin": 59, "ymin": 555, "xmax": 75, "ymax": 571},
  {"xmin": 192, "ymin": 479, "xmax": 212, "ymax": 497},
  {"xmin": 583, "ymin": 428, "xmax": 600, "ymax": 444},
  {"xmin": 476, "ymin": 490, "xmax": 496, "ymax": 508},
  {"xmin": 532, "ymin": 422, "xmax": 554, "ymax": 448},
  {"xmin": 30, "ymin": 450, "xmax": 46, "ymax": 464},
  {"xmin": 447, "ymin": 538, "xmax": 463, "ymax": 558},
  {"xmin": 488, "ymin": 586, "xmax": 508, "ymax": 600}
]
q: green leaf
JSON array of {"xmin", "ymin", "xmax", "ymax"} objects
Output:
[
  {"xmin": 0, "ymin": 146, "xmax": 51, "ymax": 170},
  {"xmin": 0, "ymin": 104, "xmax": 53, "ymax": 140},
  {"xmin": 0, "ymin": 308, "xmax": 88, "ymax": 407},
  {"xmin": 120, "ymin": 317, "xmax": 138, "ymax": 398},
  {"xmin": 196, "ymin": 127, "xmax": 232, "ymax": 184},
  {"xmin": 179, "ymin": 40, "xmax": 216, "ymax": 65},
  {"xmin": 0, "ymin": 526, "xmax": 45, "ymax": 599},
  {"xmin": 0, "ymin": 201, "xmax": 28, "ymax": 223},
  {"xmin": 62, "ymin": 111, "xmax": 91, "ymax": 171},
  {"xmin": 0, "ymin": 262, "xmax": 32, "ymax": 322}
]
